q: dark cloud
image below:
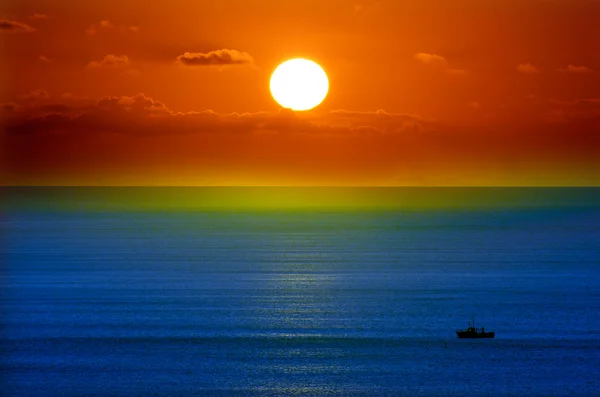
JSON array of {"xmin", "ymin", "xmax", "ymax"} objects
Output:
[
  {"xmin": 1, "ymin": 93, "xmax": 426, "ymax": 137},
  {"xmin": 19, "ymin": 90, "xmax": 50, "ymax": 101},
  {"xmin": 3, "ymin": 93, "xmax": 598, "ymax": 142},
  {"xmin": 2, "ymin": 93, "xmax": 599, "ymax": 187},
  {"xmin": 0, "ymin": 102, "xmax": 20, "ymax": 114},
  {"xmin": 0, "ymin": 94, "xmax": 440, "ymax": 185},
  {"xmin": 176, "ymin": 49, "xmax": 254, "ymax": 66},
  {"xmin": 2, "ymin": 93, "xmax": 598, "ymax": 185},
  {"xmin": 0, "ymin": 19, "xmax": 36, "ymax": 33}
]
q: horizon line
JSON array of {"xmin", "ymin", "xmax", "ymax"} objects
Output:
[{"xmin": 2, "ymin": 185, "xmax": 600, "ymax": 188}]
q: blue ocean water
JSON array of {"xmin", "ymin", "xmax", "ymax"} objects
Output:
[{"xmin": 2, "ymin": 202, "xmax": 600, "ymax": 395}]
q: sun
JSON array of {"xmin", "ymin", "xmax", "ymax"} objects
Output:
[{"xmin": 270, "ymin": 59, "xmax": 329, "ymax": 111}]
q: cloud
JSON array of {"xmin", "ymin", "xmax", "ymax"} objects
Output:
[
  {"xmin": 61, "ymin": 93, "xmax": 90, "ymax": 102},
  {"xmin": 87, "ymin": 55, "xmax": 130, "ymax": 69},
  {"xmin": 85, "ymin": 25, "xmax": 96, "ymax": 36},
  {"xmin": 86, "ymin": 20, "xmax": 138, "ymax": 35},
  {"xmin": 414, "ymin": 53, "xmax": 448, "ymax": 66},
  {"xmin": 517, "ymin": 62, "xmax": 540, "ymax": 74},
  {"xmin": 0, "ymin": 94, "xmax": 426, "ymax": 185},
  {"xmin": 1, "ymin": 93, "xmax": 427, "ymax": 137},
  {"xmin": 0, "ymin": 101, "xmax": 21, "ymax": 114},
  {"xmin": 320, "ymin": 110, "xmax": 429, "ymax": 134},
  {"xmin": 0, "ymin": 19, "xmax": 36, "ymax": 33},
  {"xmin": 18, "ymin": 89, "xmax": 50, "ymax": 101},
  {"xmin": 176, "ymin": 49, "xmax": 254, "ymax": 67},
  {"xmin": 545, "ymin": 98, "xmax": 600, "ymax": 123},
  {"xmin": 5, "ymin": 93, "xmax": 597, "ymax": 141},
  {"xmin": 86, "ymin": 55, "xmax": 138, "ymax": 76},
  {"xmin": 39, "ymin": 55, "xmax": 52, "ymax": 63},
  {"xmin": 558, "ymin": 65, "xmax": 593, "ymax": 74},
  {"xmin": 415, "ymin": 53, "xmax": 467, "ymax": 76},
  {"xmin": 99, "ymin": 20, "xmax": 114, "ymax": 28},
  {"xmin": 29, "ymin": 13, "xmax": 50, "ymax": 20},
  {"xmin": 2, "ymin": 93, "xmax": 598, "ymax": 185}
]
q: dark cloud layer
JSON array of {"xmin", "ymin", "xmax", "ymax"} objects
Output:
[
  {"xmin": 1, "ymin": 93, "xmax": 598, "ymax": 185},
  {"xmin": 2, "ymin": 93, "xmax": 598, "ymax": 150},
  {"xmin": 1, "ymin": 93, "xmax": 427, "ymax": 137},
  {"xmin": 18, "ymin": 89, "xmax": 50, "ymax": 101},
  {"xmin": 0, "ymin": 20, "xmax": 36, "ymax": 33},
  {"xmin": 176, "ymin": 49, "xmax": 254, "ymax": 66}
]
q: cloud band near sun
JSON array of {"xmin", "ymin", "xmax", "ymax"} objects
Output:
[
  {"xmin": 176, "ymin": 49, "xmax": 254, "ymax": 66},
  {"xmin": 1, "ymin": 93, "xmax": 426, "ymax": 137},
  {"xmin": 2, "ymin": 92, "xmax": 598, "ymax": 186},
  {"xmin": 2, "ymin": 92, "xmax": 597, "ymax": 151}
]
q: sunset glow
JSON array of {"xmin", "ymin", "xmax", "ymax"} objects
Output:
[{"xmin": 0, "ymin": 0, "xmax": 598, "ymax": 186}]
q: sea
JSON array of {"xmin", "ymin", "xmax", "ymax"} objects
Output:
[{"xmin": 2, "ymin": 187, "xmax": 599, "ymax": 396}]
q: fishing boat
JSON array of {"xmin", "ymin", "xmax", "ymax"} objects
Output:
[{"xmin": 456, "ymin": 317, "xmax": 495, "ymax": 338}]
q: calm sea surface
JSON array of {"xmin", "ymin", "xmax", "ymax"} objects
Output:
[{"xmin": 2, "ymin": 189, "xmax": 600, "ymax": 396}]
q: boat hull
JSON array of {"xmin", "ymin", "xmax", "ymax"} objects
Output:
[{"xmin": 456, "ymin": 331, "xmax": 495, "ymax": 339}]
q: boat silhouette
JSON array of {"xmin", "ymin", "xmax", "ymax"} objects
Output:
[{"xmin": 456, "ymin": 316, "xmax": 495, "ymax": 338}]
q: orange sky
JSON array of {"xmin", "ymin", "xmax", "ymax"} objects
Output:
[{"xmin": 1, "ymin": 0, "xmax": 599, "ymax": 186}]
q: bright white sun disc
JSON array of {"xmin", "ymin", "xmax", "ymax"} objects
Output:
[{"xmin": 270, "ymin": 59, "xmax": 329, "ymax": 111}]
